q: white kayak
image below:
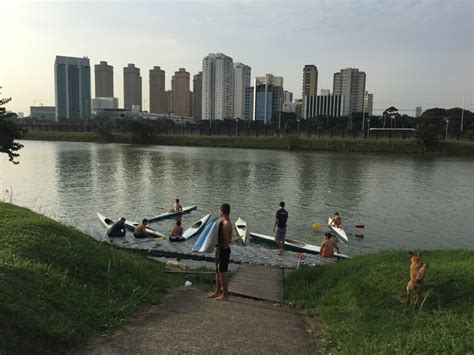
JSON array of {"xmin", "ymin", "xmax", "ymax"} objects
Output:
[
  {"xmin": 149, "ymin": 205, "xmax": 197, "ymax": 222},
  {"xmin": 97, "ymin": 213, "xmax": 165, "ymax": 239},
  {"xmin": 182, "ymin": 214, "xmax": 211, "ymax": 240},
  {"xmin": 192, "ymin": 218, "xmax": 219, "ymax": 253},
  {"xmin": 235, "ymin": 217, "xmax": 248, "ymax": 243},
  {"xmin": 249, "ymin": 232, "xmax": 349, "ymax": 259},
  {"xmin": 328, "ymin": 218, "xmax": 349, "ymax": 244}
]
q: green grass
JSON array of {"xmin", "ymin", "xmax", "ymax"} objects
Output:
[
  {"xmin": 285, "ymin": 251, "xmax": 474, "ymax": 354},
  {"xmin": 0, "ymin": 202, "xmax": 172, "ymax": 353}
]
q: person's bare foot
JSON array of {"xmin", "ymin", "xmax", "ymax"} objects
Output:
[
  {"xmin": 207, "ymin": 292, "xmax": 222, "ymax": 298},
  {"xmin": 214, "ymin": 294, "xmax": 229, "ymax": 301}
]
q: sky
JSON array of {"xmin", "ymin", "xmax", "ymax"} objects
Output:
[{"xmin": 1, "ymin": 0, "xmax": 473, "ymax": 115}]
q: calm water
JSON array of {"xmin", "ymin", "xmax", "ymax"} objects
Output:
[{"xmin": 1, "ymin": 140, "xmax": 473, "ymax": 256}]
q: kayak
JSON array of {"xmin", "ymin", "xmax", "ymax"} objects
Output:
[
  {"xmin": 192, "ymin": 217, "xmax": 219, "ymax": 253},
  {"xmin": 235, "ymin": 217, "xmax": 248, "ymax": 243},
  {"xmin": 182, "ymin": 214, "xmax": 211, "ymax": 240},
  {"xmin": 97, "ymin": 213, "xmax": 115, "ymax": 229},
  {"xmin": 328, "ymin": 218, "xmax": 349, "ymax": 244},
  {"xmin": 149, "ymin": 205, "xmax": 197, "ymax": 222},
  {"xmin": 249, "ymin": 232, "xmax": 349, "ymax": 259}
]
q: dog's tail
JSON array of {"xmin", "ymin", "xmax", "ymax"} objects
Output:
[{"xmin": 415, "ymin": 263, "xmax": 428, "ymax": 283}]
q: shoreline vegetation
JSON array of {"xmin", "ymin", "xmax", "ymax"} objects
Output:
[
  {"xmin": 1, "ymin": 203, "xmax": 473, "ymax": 353},
  {"xmin": 23, "ymin": 131, "xmax": 474, "ymax": 155}
]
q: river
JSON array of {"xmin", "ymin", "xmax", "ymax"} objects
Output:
[{"xmin": 1, "ymin": 140, "xmax": 473, "ymax": 256}]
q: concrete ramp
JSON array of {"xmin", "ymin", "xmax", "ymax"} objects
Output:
[{"xmin": 229, "ymin": 265, "xmax": 283, "ymax": 302}]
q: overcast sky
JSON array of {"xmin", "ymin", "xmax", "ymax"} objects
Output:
[{"xmin": 1, "ymin": 0, "xmax": 473, "ymax": 115}]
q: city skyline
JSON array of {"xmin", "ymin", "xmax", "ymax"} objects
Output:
[{"xmin": 1, "ymin": 1, "xmax": 473, "ymax": 115}]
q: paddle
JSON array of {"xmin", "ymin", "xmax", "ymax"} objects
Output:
[
  {"xmin": 312, "ymin": 222, "xmax": 365, "ymax": 229},
  {"xmin": 122, "ymin": 236, "xmax": 165, "ymax": 246}
]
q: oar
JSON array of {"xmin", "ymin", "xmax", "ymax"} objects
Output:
[
  {"xmin": 122, "ymin": 236, "xmax": 165, "ymax": 246},
  {"xmin": 312, "ymin": 222, "xmax": 365, "ymax": 229}
]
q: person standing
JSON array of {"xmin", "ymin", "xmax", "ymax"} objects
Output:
[
  {"xmin": 273, "ymin": 201, "xmax": 288, "ymax": 255},
  {"xmin": 208, "ymin": 203, "xmax": 232, "ymax": 301}
]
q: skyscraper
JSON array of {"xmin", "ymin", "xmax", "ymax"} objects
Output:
[
  {"xmin": 302, "ymin": 65, "xmax": 318, "ymax": 99},
  {"xmin": 149, "ymin": 66, "xmax": 166, "ymax": 114},
  {"xmin": 193, "ymin": 72, "xmax": 202, "ymax": 120},
  {"xmin": 166, "ymin": 90, "xmax": 173, "ymax": 114},
  {"xmin": 172, "ymin": 68, "xmax": 191, "ymax": 117},
  {"xmin": 94, "ymin": 61, "xmax": 113, "ymax": 98},
  {"xmin": 54, "ymin": 55, "xmax": 91, "ymax": 120},
  {"xmin": 202, "ymin": 53, "xmax": 234, "ymax": 121},
  {"xmin": 364, "ymin": 91, "xmax": 374, "ymax": 115},
  {"xmin": 233, "ymin": 62, "xmax": 251, "ymax": 119},
  {"xmin": 252, "ymin": 74, "xmax": 284, "ymax": 124},
  {"xmin": 123, "ymin": 64, "xmax": 142, "ymax": 110},
  {"xmin": 333, "ymin": 68, "xmax": 366, "ymax": 115}
]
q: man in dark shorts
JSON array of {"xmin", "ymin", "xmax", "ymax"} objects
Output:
[
  {"xmin": 273, "ymin": 201, "xmax": 288, "ymax": 255},
  {"xmin": 107, "ymin": 217, "xmax": 126, "ymax": 238},
  {"xmin": 208, "ymin": 203, "xmax": 232, "ymax": 301}
]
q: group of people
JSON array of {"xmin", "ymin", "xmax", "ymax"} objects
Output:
[{"xmin": 273, "ymin": 203, "xmax": 341, "ymax": 257}]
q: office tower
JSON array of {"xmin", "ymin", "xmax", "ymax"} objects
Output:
[
  {"xmin": 364, "ymin": 91, "xmax": 374, "ymax": 115},
  {"xmin": 233, "ymin": 62, "xmax": 251, "ymax": 119},
  {"xmin": 202, "ymin": 53, "xmax": 234, "ymax": 121},
  {"xmin": 302, "ymin": 65, "xmax": 318, "ymax": 99},
  {"xmin": 320, "ymin": 89, "xmax": 331, "ymax": 96},
  {"xmin": 193, "ymin": 72, "xmax": 202, "ymax": 120},
  {"xmin": 416, "ymin": 106, "xmax": 423, "ymax": 118},
  {"xmin": 149, "ymin": 66, "xmax": 166, "ymax": 114},
  {"xmin": 54, "ymin": 55, "xmax": 91, "ymax": 120},
  {"xmin": 123, "ymin": 64, "xmax": 142, "ymax": 110},
  {"xmin": 172, "ymin": 68, "xmax": 191, "ymax": 117},
  {"xmin": 94, "ymin": 61, "xmax": 113, "ymax": 98},
  {"xmin": 252, "ymin": 74, "xmax": 284, "ymax": 124},
  {"xmin": 304, "ymin": 95, "xmax": 345, "ymax": 118},
  {"xmin": 333, "ymin": 68, "xmax": 366, "ymax": 115}
]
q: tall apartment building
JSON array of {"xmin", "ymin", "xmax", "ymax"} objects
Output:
[
  {"xmin": 123, "ymin": 64, "xmax": 142, "ymax": 110},
  {"xmin": 283, "ymin": 90, "xmax": 293, "ymax": 103},
  {"xmin": 333, "ymin": 68, "xmax": 366, "ymax": 115},
  {"xmin": 166, "ymin": 90, "xmax": 173, "ymax": 114},
  {"xmin": 202, "ymin": 53, "xmax": 234, "ymax": 121},
  {"xmin": 302, "ymin": 65, "xmax": 318, "ymax": 99},
  {"xmin": 54, "ymin": 55, "xmax": 91, "ymax": 120},
  {"xmin": 193, "ymin": 72, "xmax": 202, "ymax": 120},
  {"xmin": 233, "ymin": 62, "xmax": 251, "ymax": 119},
  {"xmin": 172, "ymin": 68, "xmax": 191, "ymax": 117},
  {"xmin": 149, "ymin": 66, "xmax": 166, "ymax": 114},
  {"xmin": 364, "ymin": 91, "xmax": 374, "ymax": 115},
  {"xmin": 94, "ymin": 61, "xmax": 113, "ymax": 98}
]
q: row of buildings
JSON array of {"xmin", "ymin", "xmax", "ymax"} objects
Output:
[{"xmin": 33, "ymin": 54, "xmax": 376, "ymax": 122}]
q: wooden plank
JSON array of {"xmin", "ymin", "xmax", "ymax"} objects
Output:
[{"xmin": 228, "ymin": 265, "xmax": 283, "ymax": 302}]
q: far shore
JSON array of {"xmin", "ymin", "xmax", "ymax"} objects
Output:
[{"xmin": 22, "ymin": 131, "xmax": 474, "ymax": 155}]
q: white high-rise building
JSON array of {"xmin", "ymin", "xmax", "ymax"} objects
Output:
[
  {"xmin": 416, "ymin": 106, "xmax": 423, "ymax": 118},
  {"xmin": 202, "ymin": 53, "xmax": 234, "ymax": 121},
  {"xmin": 54, "ymin": 55, "xmax": 91, "ymax": 120},
  {"xmin": 364, "ymin": 91, "xmax": 374, "ymax": 115},
  {"xmin": 333, "ymin": 68, "xmax": 366, "ymax": 116},
  {"xmin": 233, "ymin": 62, "xmax": 251, "ymax": 119}
]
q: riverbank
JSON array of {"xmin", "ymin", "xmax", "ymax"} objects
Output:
[
  {"xmin": 23, "ymin": 131, "xmax": 474, "ymax": 155},
  {"xmin": 0, "ymin": 202, "xmax": 172, "ymax": 353},
  {"xmin": 285, "ymin": 250, "xmax": 474, "ymax": 354}
]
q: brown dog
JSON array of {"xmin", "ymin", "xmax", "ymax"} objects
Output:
[{"xmin": 406, "ymin": 252, "xmax": 428, "ymax": 307}]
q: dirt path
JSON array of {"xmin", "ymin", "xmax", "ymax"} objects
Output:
[{"xmin": 77, "ymin": 288, "xmax": 320, "ymax": 354}]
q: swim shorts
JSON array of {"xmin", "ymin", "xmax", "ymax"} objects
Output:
[{"xmin": 215, "ymin": 248, "xmax": 231, "ymax": 272}]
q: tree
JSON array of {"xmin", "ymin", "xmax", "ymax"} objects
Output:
[
  {"xmin": 416, "ymin": 108, "xmax": 446, "ymax": 147},
  {"xmin": 0, "ymin": 97, "xmax": 26, "ymax": 164},
  {"xmin": 382, "ymin": 106, "xmax": 401, "ymax": 128},
  {"xmin": 117, "ymin": 118, "xmax": 156, "ymax": 144}
]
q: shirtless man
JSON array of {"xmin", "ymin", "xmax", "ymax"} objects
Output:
[
  {"xmin": 331, "ymin": 212, "xmax": 342, "ymax": 228},
  {"xmin": 320, "ymin": 232, "xmax": 340, "ymax": 257},
  {"xmin": 208, "ymin": 203, "xmax": 232, "ymax": 301},
  {"xmin": 169, "ymin": 220, "xmax": 185, "ymax": 242},
  {"xmin": 171, "ymin": 199, "xmax": 183, "ymax": 212}
]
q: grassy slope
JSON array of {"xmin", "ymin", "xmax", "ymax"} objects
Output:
[
  {"xmin": 0, "ymin": 203, "xmax": 171, "ymax": 353},
  {"xmin": 285, "ymin": 251, "xmax": 474, "ymax": 354}
]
